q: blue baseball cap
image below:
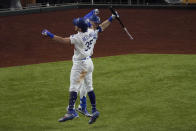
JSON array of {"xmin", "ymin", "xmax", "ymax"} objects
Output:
[
  {"xmin": 73, "ymin": 17, "xmax": 88, "ymax": 32},
  {"xmin": 89, "ymin": 15, "xmax": 101, "ymax": 24}
]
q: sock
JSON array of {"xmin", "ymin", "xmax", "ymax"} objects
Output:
[
  {"xmin": 88, "ymin": 91, "xmax": 96, "ymax": 113},
  {"xmin": 68, "ymin": 91, "xmax": 77, "ymax": 112},
  {"xmin": 80, "ymin": 96, "xmax": 87, "ymax": 110}
]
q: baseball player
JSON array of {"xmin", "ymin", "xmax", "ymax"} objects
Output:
[
  {"xmin": 42, "ymin": 11, "xmax": 119, "ymax": 124},
  {"xmin": 76, "ymin": 9, "xmax": 100, "ymax": 117},
  {"xmin": 64, "ymin": 9, "xmax": 100, "ymax": 118}
]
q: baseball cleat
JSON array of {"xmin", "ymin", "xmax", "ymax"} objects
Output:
[
  {"xmin": 88, "ymin": 111, "xmax": 100, "ymax": 124},
  {"xmin": 73, "ymin": 111, "xmax": 79, "ymax": 118},
  {"xmin": 58, "ymin": 110, "xmax": 79, "ymax": 122},
  {"xmin": 76, "ymin": 107, "xmax": 92, "ymax": 117}
]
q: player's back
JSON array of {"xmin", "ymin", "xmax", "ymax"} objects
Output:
[{"xmin": 71, "ymin": 28, "xmax": 98, "ymax": 60}]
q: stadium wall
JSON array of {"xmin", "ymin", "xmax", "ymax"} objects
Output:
[{"xmin": 0, "ymin": 5, "xmax": 196, "ymax": 67}]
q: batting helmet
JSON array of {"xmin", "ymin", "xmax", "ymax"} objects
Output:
[
  {"xmin": 89, "ymin": 15, "xmax": 101, "ymax": 24},
  {"xmin": 73, "ymin": 17, "xmax": 88, "ymax": 32}
]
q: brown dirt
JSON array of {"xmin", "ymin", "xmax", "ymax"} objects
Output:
[{"xmin": 0, "ymin": 8, "xmax": 196, "ymax": 67}]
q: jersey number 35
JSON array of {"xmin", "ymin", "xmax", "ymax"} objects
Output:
[{"xmin": 85, "ymin": 39, "xmax": 93, "ymax": 52}]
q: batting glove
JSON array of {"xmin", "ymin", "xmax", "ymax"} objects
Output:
[
  {"xmin": 112, "ymin": 11, "xmax": 119, "ymax": 19},
  {"xmin": 42, "ymin": 29, "xmax": 54, "ymax": 38},
  {"xmin": 94, "ymin": 9, "xmax": 99, "ymax": 15},
  {"xmin": 108, "ymin": 11, "xmax": 119, "ymax": 22}
]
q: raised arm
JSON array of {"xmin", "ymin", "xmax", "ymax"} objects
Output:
[
  {"xmin": 42, "ymin": 29, "xmax": 71, "ymax": 45},
  {"xmin": 99, "ymin": 18, "xmax": 113, "ymax": 31},
  {"xmin": 99, "ymin": 12, "xmax": 119, "ymax": 31}
]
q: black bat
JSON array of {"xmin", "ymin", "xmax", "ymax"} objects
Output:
[{"xmin": 109, "ymin": 7, "xmax": 134, "ymax": 40}]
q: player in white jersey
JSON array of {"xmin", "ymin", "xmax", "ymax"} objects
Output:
[
  {"xmin": 42, "ymin": 11, "xmax": 119, "ymax": 124},
  {"xmin": 76, "ymin": 9, "xmax": 100, "ymax": 117}
]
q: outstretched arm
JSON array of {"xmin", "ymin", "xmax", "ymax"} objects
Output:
[
  {"xmin": 99, "ymin": 13, "xmax": 119, "ymax": 31},
  {"xmin": 42, "ymin": 29, "xmax": 71, "ymax": 45},
  {"xmin": 53, "ymin": 35, "xmax": 71, "ymax": 44}
]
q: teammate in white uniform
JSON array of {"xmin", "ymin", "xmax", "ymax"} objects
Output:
[
  {"xmin": 41, "ymin": 11, "xmax": 119, "ymax": 124},
  {"xmin": 76, "ymin": 9, "xmax": 101, "ymax": 117}
]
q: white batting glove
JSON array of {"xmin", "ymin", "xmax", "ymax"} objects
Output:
[
  {"xmin": 111, "ymin": 14, "xmax": 116, "ymax": 19},
  {"xmin": 94, "ymin": 9, "xmax": 99, "ymax": 15},
  {"xmin": 41, "ymin": 29, "xmax": 54, "ymax": 38},
  {"xmin": 112, "ymin": 11, "xmax": 119, "ymax": 19},
  {"xmin": 42, "ymin": 29, "xmax": 48, "ymax": 36}
]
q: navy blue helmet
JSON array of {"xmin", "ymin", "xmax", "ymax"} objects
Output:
[
  {"xmin": 73, "ymin": 17, "xmax": 88, "ymax": 32},
  {"xmin": 89, "ymin": 15, "xmax": 101, "ymax": 24}
]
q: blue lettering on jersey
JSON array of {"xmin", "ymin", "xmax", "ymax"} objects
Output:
[
  {"xmin": 82, "ymin": 32, "xmax": 97, "ymax": 43},
  {"xmin": 82, "ymin": 36, "xmax": 88, "ymax": 42}
]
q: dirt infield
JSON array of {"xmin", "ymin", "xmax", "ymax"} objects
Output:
[{"xmin": 0, "ymin": 8, "xmax": 196, "ymax": 67}]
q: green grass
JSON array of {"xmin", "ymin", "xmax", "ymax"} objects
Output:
[{"xmin": 0, "ymin": 54, "xmax": 196, "ymax": 131}]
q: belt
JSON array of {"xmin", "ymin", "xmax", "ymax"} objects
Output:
[{"xmin": 81, "ymin": 56, "xmax": 91, "ymax": 60}]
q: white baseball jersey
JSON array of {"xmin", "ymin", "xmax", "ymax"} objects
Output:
[
  {"xmin": 69, "ymin": 28, "xmax": 100, "ymax": 93},
  {"xmin": 70, "ymin": 28, "xmax": 99, "ymax": 61}
]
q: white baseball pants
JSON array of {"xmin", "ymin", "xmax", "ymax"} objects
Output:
[{"xmin": 69, "ymin": 58, "xmax": 94, "ymax": 93}]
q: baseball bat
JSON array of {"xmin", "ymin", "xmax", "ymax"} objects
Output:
[{"xmin": 109, "ymin": 7, "xmax": 134, "ymax": 40}]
